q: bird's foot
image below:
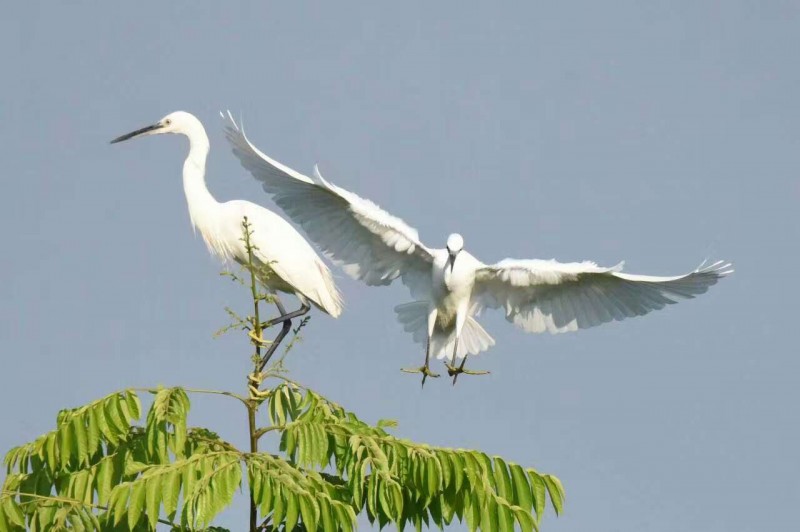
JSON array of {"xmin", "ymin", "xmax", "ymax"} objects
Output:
[
  {"xmin": 401, "ymin": 365, "xmax": 440, "ymax": 387},
  {"xmin": 247, "ymin": 330, "xmax": 270, "ymax": 347},
  {"xmin": 247, "ymin": 372, "xmax": 270, "ymax": 402},
  {"xmin": 401, "ymin": 366, "xmax": 440, "ymax": 377},
  {"xmin": 444, "ymin": 363, "xmax": 490, "ymax": 385}
]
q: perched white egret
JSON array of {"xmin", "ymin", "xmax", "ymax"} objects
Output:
[
  {"xmin": 223, "ymin": 113, "xmax": 732, "ymax": 384},
  {"xmin": 111, "ymin": 111, "xmax": 343, "ymax": 366}
]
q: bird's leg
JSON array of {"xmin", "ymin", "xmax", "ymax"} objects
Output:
[
  {"xmin": 445, "ymin": 313, "xmax": 490, "ymax": 384},
  {"xmin": 256, "ymin": 297, "xmax": 311, "ymax": 373},
  {"xmin": 401, "ymin": 337, "xmax": 441, "ymax": 385},
  {"xmin": 401, "ymin": 307, "xmax": 440, "ymax": 385},
  {"xmin": 261, "ymin": 301, "xmax": 311, "ymax": 329},
  {"xmin": 445, "ymin": 337, "xmax": 462, "ymax": 382},
  {"xmin": 420, "ymin": 336, "xmax": 437, "ymax": 387},
  {"xmin": 257, "ymin": 319, "xmax": 292, "ymax": 373},
  {"xmin": 450, "ymin": 352, "xmax": 466, "ymax": 385}
]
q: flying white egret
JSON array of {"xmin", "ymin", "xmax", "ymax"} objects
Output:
[
  {"xmin": 111, "ymin": 111, "xmax": 343, "ymax": 367},
  {"xmin": 222, "ymin": 113, "xmax": 732, "ymax": 385}
]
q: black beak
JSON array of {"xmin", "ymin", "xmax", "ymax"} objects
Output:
[
  {"xmin": 110, "ymin": 123, "xmax": 163, "ymax": 144},
  {"xmin": 447, "ymin": 251, "xmax": 457, "ymax": 272}
]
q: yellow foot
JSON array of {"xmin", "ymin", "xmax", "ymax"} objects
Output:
[
  {"xmin": 247, "ymin": 372, "xmax": 271, "ymax": 401},
  {"xmin": 401, "ymin": 365, "xmax": 441, "ymax": 387},
  {"xmin": 444, "ymin": 363, "xmax": 490, "ymax": 385},
  {"xmin": 401, "ymin": 366, "xmax": 440, "ymax": 378}
]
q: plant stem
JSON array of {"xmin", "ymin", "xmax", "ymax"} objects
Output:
[
  {"xmin": 244, "ymin": 217, "xmax": 262, "ymax": 532},
  {"xmin": 248, "ymin": 399, "xmax": 258, "ymax": 532},
  {"xmin": 243, "ymin": 217, "xmax": 263, "ymax": 364},
  {"xmin": 131, "ymin": 387, "xmax": 248, "ymax": 405}
]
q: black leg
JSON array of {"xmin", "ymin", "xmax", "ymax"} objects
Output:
[
  {"xmin": 256, "ymin": 297, "xmax": 311, "ymax": 372},
  {"xmin": 452, "ymin": 352, "xmax": 468, "ymax": 386},
  {"xmin": 261, "ymin": 302, "xmax": 311, "ymax": 329},
  {"xmin": 421, "ymin": 337, "xmax": 432, "ymax": 388},
  {"xmin": 402, "ymin": 335, "xmax": 440, "ymax": 384}
]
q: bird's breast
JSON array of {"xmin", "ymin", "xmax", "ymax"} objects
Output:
[{"xmin": 432, "ymin": 257, "xmax": 474, "ymax": 312}]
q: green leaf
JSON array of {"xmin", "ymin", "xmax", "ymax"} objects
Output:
[
  {"xmin": 493, "ymin": 456, "xmax": 512, "ymax": 499},
  {"xmin": 514, "ymin": 507, "xmax": 538, "ymax": 532},
  {"xmin": 1, "ymin": 497, "xmax": 25, "ymax": 528},
  {"xmin": 528, "ymin": 469, "xmax": 547, "ymax": 521},
  {"xmin": 125, "ymin": 390, "xmax": 142, "ymax": 419},
  {"xmin": 510, "ymin": 463, "xmax": 533, "ymax": 512},
  {"xmin": 145, "ymin": 474, "xmax": 162, "ymax": 529},
  {"xmin": 58, "ymin": 419, "xmax": 73, "ymax": 470},
  {"xmin": 299, "ymin": 495, "xmax": 318, "ymax": 532},
  {"xmin": 465, "ymin": 493, "xmax": 479, "ymax": 532},
  {"xmin": 163, "ymin": 469, "xmax": 181, "ymax": 519},
  {"xmin": 497, "ymin": 502, "xmax": 514, "ymax": 532},
  {"xmin": 72, "ymin": 416, "xmax": 89, "ymax": 466},
  {"xmin": 110, "ymin": 484, "xmax": 129, "ymax": 526},
  {"xmin": 376, "ymin": 418, "xmax": 398, "ymax": 429},
  {"xmin": 544, "ymin": 474, "xmax": 565, "ymax": 516},
  {"xmin": 95, "ymin": 404, "xmax": 116, "ymax": 446},
  {"xmin": 87, "ymin": 406, "xmax": 101, "ymax": 457},
  {"xmin": 449, "ymin": 453, "xmax": 465, "ymax": 493},
  {"xmin": 128, "ymin": 480, "xmax": 146, "ymax": 529},
  {"xmin": 45, "ymin": 433, "xmax": 57, "ymax": 471},
  {"xmin": 480, "ymin": 498, "xmax": 498, "ymax": 532},
  {"xmin": 104, "ymin": 397, "xmax": 127, "ymax": 437},
  {"xmin": 319, "ymin": 498, "xmax": 334, "ymax": 532},
  {"xmin": 272, "ymin": 490, "xmax": 286, "ymax": 527},
  {"xmin": 182, "ymin": 460, "xmax": 197, "ymax": 502},
  {"xmin": 97, "ymin": 459, "xmax": 114, "ymax": 505}
]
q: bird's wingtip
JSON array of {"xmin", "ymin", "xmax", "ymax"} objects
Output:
[
  {"xmin": 696, "ymin": 259, "xmax": 734, "ymax": 276},
  {"xmin": 219, "ymin": 109, "xmax": 241, "ymax": 131}
]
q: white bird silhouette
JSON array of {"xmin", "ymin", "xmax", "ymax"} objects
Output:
[
  {"xmin": 111, "ymin": 111, "xmax": 342, "ymax": 367},
  {"xmin": 223, "ymin": 113, "xmax": 731, "ymax": 385}
]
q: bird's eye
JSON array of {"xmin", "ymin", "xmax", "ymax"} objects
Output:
[{"xmin": 165, "ymin": 119, "xmax": 172, "ymax": 125}]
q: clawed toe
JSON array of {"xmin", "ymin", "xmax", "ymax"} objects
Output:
[
  {"xmin": 401, "ymin": 366, "xmax": 440, "ymax": 377},
  {"xmin": 445, "ymin": 362, "xmax": 490, "ymax": 385},
  {"xmin": 444, "ymin": 363, "xmax": 460, "ymax": 377}
]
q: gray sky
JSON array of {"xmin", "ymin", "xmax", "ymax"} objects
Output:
[{"xmin": 1, "ymin": 2, "xmax": 798, "ymax": 530}]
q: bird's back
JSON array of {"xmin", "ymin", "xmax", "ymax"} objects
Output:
[{"xmin": 219, "ymin": 200, "xmax": 343, "ymax": 317}]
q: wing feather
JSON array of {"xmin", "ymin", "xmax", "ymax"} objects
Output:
[
  {"xmin": 222, "ymin": 112, "xmax": 434, "ymax": 297},
  {"xmin": 473, "ymin": 259, "xmax": 732, "ymax": 334}
]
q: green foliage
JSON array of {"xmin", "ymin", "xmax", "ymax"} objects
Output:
[
  {"xmin": 1, "ymin": 220, "xmax": 564, "ymax": 530},
  {"xmin": 2, "ymin": 382, "xmax": 564, "ymax": 531}
]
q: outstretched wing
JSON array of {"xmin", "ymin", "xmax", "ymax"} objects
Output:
[
  {"xmin": 222, "ymin": 112, "xmax": 434, "ymax": 298},
  {"xmin": 473, "ymin": 259, "xmax": 732, "ymax": 334}
]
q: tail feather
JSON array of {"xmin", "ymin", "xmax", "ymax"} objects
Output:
[
  {"xmin": 305, "ymin": 260, "xmax": 343, "ymax": 317},
  {"xmin": 394, "ymin": 301, "xmax": 495, "ymax": 359},
  {"xmin": 431, "ymin": 316, "xmax": 495, "ymax": 360},
  {"xmin": 395, "ymin": 301, "xmax": 428, "ymax": 344}
]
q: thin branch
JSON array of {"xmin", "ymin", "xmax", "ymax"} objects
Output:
[
  {"xmin": 254, "ymin": 425, "xmax": 286, "ymax": 441},
  {"xmin": 243, "ymin": 216, "xmax": 263, "ymax": 367},
  {"xmin": 131, "ymin": 387, "xmax": 248, "ymax": 405},
  {"xmin": 264, "ymin": 374, "xmax": 346, "ymax": 411}
]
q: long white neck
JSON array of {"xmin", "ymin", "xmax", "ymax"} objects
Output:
[{"xmin": 181, "ymin": 125, "xmax": 217, "ymax": 233}]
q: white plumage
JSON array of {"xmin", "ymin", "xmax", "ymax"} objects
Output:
[
  {"xmin": 223, "ymin": 113, "xmax": 731, "ymax": 382},
  {"xmin": 111, "ymin": 111, "xmax": 343, "ymax": 319}
]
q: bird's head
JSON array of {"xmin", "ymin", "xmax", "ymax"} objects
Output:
[
  {"xmin": 110, "ymin": 111, "xmax": 203, "ymax": 144},
  {"xmin": 445, "ymin": 233, "xmax": 464, "ymax": 272}
]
